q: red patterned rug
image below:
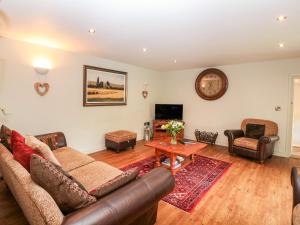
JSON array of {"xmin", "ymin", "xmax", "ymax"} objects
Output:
[{"xmin": 121, "ymin": 155, "xmax": 232, "ymax": 212}]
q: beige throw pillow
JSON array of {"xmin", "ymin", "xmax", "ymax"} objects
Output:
[
  {"xmin": 89, "ymin": 167, "xmax": 140, "ymax": 199},
  {"xmin": 25, "ymin": 135, "xmax": 61, "ymax": 166},
  {"xmin": 30, "ymin": 154, "xmax": 96, "ymax": 214}
]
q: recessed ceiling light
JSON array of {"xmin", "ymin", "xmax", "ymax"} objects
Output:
[
  {"xmin": 277, "ymin": 15, "xmax": 287, "ymax": 22},
  {"xmin": 174, "ymin": 59, "xmax": 177, "ymax": 63},
  {"xmin": 142, "ymin": 48, "xmax": 147, "ymax": 52},
  {"xmin": 89, "ymin": 28, "xmax": 96, "ymax": 34},
  {"xmin": 279, "ymin": 42, "xmax": 285, "ymax": 48}
]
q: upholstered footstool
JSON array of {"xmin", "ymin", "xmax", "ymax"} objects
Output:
[{"xmin": 105, "ymin": 130, "xmax": 137, "ymax": 153}]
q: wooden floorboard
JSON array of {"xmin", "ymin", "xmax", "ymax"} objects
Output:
[{"xmin": 1, "ymin": 141, "xmax": 300, "ymax": 225}]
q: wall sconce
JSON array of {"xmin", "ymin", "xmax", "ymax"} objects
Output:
[
  {"xmin": 142, "ymin": 82, "xmax": 148, "ymax": 99},
  {"xmin": 33, "ymin": 58, "xmax": 51, "ymax": 96},
  {"xmin": 34, "ymin": 67, "xmax": 49, "ymax": 75}
]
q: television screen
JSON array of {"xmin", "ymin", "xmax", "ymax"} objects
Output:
[{"xmin": 155, "ymin": 104, "xmax": 183, "ymax": 120}]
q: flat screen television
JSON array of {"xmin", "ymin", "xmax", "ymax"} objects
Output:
[{"xmin": 155, "ymin": 104, "xmax": 183, "ymax": 120}]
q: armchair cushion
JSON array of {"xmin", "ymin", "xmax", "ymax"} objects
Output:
[
  {"xmin": 233, "ymin": 137, "xmax": 258, "ymax": 150},
  {"xmin": 245, "ymin": 124, "xmax": 265, "ymax": 139}
]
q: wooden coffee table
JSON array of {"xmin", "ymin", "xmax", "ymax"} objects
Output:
[{"xmin": 145, "ymin": 139, "xmax": 207, "ymax": 175}]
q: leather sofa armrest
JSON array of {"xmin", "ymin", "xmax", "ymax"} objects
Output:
[
  {"xmin": 62, "ymin": 167, "xmax": 175, "ymax": 225},
  {"xmin": 292, "ymin": 167, "xmax": 300, "ymax": 207},
  {"xmin": 224, "ymin": 129, "xmax": 244, "ymax": 139},
  {"xmin": 259, "ymin": 135, "xmax": 280, "ymax": 144},
  {"xmin": 35, "ymin": 132, "xmax": 67, "ymax": 150}
]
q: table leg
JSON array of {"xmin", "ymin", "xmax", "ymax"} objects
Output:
[
  {"xmin": 191, "ymin": 154, "xmax": 195, "ymax": 164},
  {"xmin": 170, "ymin": 154, "xmax": 176, "ymax": 175},
  {"xmin": 155, "ymin": 149, "xmax": 161, "ymax": 167}
]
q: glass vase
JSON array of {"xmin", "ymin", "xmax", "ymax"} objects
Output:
[{"xmin": 170, "ymin": 135, "xmax": 177, "ymax": 145}]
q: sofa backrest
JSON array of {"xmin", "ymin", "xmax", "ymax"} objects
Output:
[
  {"xmin": 0, "ymin": 144, "xmax": 64, "ymax": 225},
  {"xmin": 241, "ymin": 118, "xmax": 278, "ymax": 136}
]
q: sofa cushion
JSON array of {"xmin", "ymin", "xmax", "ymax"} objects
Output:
[
  {"xmin": 233, "ymin": 137, "xmax": 258, "ymax": 150},
  {"xmin": 30, "ymin": 154, "xmax": 96, "ymax": 214},
  {"xmin": 12, "ymin": 131, "xmax": 41, "ymax": 171},
  {"xmin": 89, "ymin": 167, "xmax": 140, "ymax": 198},
  {"xmin": 53, "ymin": 147, "xmax": 95, "ymax": 172},
  {"xmin": 25, "ymin": 135, "xmax": 61, "ymax": 166},
  {"xmin": 0, "ymin": 125, "xmax": 12, "ymax": 152},
  {"xmin": 69, "ymin": 161, "xmax": 123, "ymax": 192}
]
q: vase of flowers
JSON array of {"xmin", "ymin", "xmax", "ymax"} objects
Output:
[{"xmin": 161, "ymin": 120, "xmax": 184, "ymax": 145}]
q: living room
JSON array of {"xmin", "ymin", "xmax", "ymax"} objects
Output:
[{"xmin": 0, "ymin": 1, "xmax": 300, "ymax": 225}]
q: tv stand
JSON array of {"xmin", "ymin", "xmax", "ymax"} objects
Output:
[{"xmin": 152, "ymin": 120, "xmax": 184, "ymax": 140}]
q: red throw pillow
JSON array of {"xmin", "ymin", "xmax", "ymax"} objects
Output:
[{"xmin": 11, "ymin": 130, "xmax": 39, "ymax": 171}]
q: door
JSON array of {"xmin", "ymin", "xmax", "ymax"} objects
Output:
[{"xmin": 291, "ymin": 78, "xmax": 300, "ymax": 157}]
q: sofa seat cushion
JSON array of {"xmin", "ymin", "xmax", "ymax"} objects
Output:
[
  {"xmin": 69, "ymin": 161, "xmax": 123, "ymax": 192},
  {"xmin": 89, "ymin": 167, "xmax": 140, "ymax": 198},
  {"xmin": 233, "ymin": 137, "xmax": 258, "ymax": 150},
  {"xmin": 53, "ymin": 147, "xmax": 95, "ymax": 172}
]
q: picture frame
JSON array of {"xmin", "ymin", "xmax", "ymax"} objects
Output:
[{"xmin": 83, "ymin": 65, "xmax": 127, "ymax": 106}]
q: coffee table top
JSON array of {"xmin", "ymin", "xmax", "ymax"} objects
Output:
[{"xmin": 145, "ymin": 139, "xmax": 207, "ymax": 157}]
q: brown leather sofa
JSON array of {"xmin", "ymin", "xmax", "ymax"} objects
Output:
[
  {"xmin": 291, "ymin": 167, "xmax": 300, "ymax": 225},
  {"xmin": 224, "ymin": 118, "xmax": 279, "ymax": 163},
  {"xmin": 0, "ymin": 131, "xmax": 175, "ymax": 225}
]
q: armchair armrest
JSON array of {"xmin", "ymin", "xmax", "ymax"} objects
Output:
[
  {"xmin": 224, "ymin": 129, "xmax": 244, "ymax": 139},
  {"xmin": 292, "ymin": 167, "xmax": 300, "ymax": 207},
  {"xmin": 224, "ymin": 129, "xmax": 244, "ymax": 154},
  {"xmin": 259, "ymin": 135, "xmax": 280, "ymax": 144},
  {"xmin": 62, "ymin": 168, "xmax": 175, "ymax": 225}
]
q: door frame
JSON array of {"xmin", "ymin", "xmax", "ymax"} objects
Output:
[{"xmin": 286, "ymin": 75, "xmax": 300, "ymax": 157}]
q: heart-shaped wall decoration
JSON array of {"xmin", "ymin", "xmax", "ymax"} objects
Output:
[{"xmin": 34, "ymin": 82, "xmax": 50, "ymax": 96}]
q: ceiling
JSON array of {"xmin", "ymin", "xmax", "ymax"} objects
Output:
[{"xmin": 0, "ymin": 0, "xmax": 300, "ymax": 71}]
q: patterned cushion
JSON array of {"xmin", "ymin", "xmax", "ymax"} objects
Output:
[
  {"xmin": 241, "ymin": 118, "xmax": 278, "ymax": 136},
  {"xmin": 0, "ymin": 125, "xmax": 12, "ymax": 152},
  {"xmin": 105, "ymin": 130, "xmax": 137, "ymax": 143},
  {"xmin": 294, "ymin": 204, "xmax": 300, "ymax": 225},
  {"xmin": 36, "ymin": 134, "xmax": 59, "ymax": 150},
  {"xmin": 89, "ymin": 167, "xmax": 140, "ymax": 198},
  {"xmin": 233, "ymin": 137, "xmax": 259, "ymax": 150},
  {"xmin": 25, "ymin": 135, "xmax": 61, "ymax": 166},
  {"xmin": 30, "ymin": 154, "xmax": 96, "ymax": 214}
]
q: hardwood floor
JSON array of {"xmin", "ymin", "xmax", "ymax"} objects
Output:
[{"xmin": 1, "ymin": 141, "xmax": 300, "ymax": 225}]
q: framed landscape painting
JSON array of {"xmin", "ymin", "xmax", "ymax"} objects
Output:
[{"xmin": 83, "ymin": 65, "xmax": 127, "ymax": 106}]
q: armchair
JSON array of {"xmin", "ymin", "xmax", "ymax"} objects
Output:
[{"xmin": 224, "ymin": 118, "xmax": 279, "ymax": 163}]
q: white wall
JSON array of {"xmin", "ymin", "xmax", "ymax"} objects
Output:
[
  {"xmin": 1, "ymin": 37, "xmax": 300, "ymax": 157},
  {"xmin": 292, "ymin": 80, "xmax": 300, "ymax": 146},
  {"xmin": 0, "ymin": 38, "xmax": 160, "ymax": 153},
  {"xmin": 159, "ymin": 58, "xmax": 300, "ymax": 157}
]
